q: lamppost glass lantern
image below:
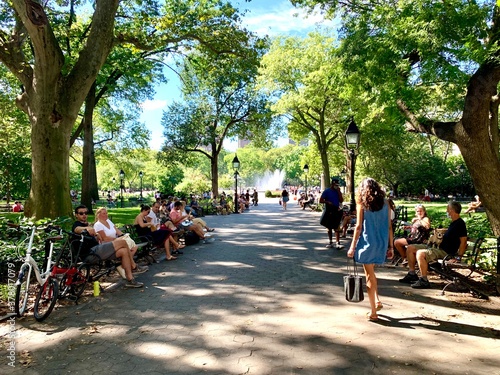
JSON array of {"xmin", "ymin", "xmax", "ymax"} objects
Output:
[
  {"xmin": 119, "ymin": 169, "xmax": 125, "ymax": 208},
  {"xmin": 345, "ymin": 119, "xmax": 361, "ymax": 150},
  {"xmin": 139, "ymin": 171, "xmax": 144, "ymax": 201},
  {"xmin": 345, "ymin": 119, "xmax": 361, "ymax": 211},
  {"xmin": 232, "ymin": 155, "xmax": 240, "ymax": 214},
  {"xmin": 303, "ymin": 164, "xmax": 309, "ymax": 196}
]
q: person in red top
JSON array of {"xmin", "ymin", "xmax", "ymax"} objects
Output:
[{"xmin": 12, "ymin": 201, "xmax": 23, "ymax": 212}]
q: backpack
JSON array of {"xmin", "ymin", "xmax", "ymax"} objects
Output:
[{"xmin": 184, "ymin": 231, "xmax": 200, "ymax": 246}]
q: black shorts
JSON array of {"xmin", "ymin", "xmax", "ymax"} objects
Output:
[{"xmin": 320, "ymin": 206, "xmax": 343, "ymax": 230}]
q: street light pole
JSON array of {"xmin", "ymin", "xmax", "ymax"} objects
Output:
[
  {"xmin": 303, "ymin": 164, "xmax": 309, "ymax": 196},
  {"xmin": 458, "ymin": 164, "xmax": 466, "ymax": 197},
  {"xmin": 119, "ymin": 169, "xmax": 125, "ymax": 208},
  {"xmin": 139, "ymin": 171, "xmax": 143, "ymax": 201},
  {"xmin": 232, "ymin": 154, "xmax": 240, "ymax": 214},
  {"xmin": 345, "ymin": 119, "xmax": 361, "ymax": 212}
]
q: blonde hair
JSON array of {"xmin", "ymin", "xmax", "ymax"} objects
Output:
[{"xmin": 94, "ymin": 207, "xmax": 108, "ymax": 223}]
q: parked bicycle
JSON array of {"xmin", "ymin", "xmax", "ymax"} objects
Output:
[
  {"xmin": 51, "ymin": 229, "xmax": 93, "ymax": 302},
  {"xmin": 13, "ymin": 224, "xmax": 62, "ymax": 321}
]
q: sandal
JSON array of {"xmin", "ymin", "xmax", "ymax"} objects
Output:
[
  {"xmin": 166, "ymin": 256, "xmax": 177, "ymax": 261},
  {"xmin": 376, "ymin": 302, "xmax": 383, "ymax": 311},
  {"xmin": 207, "ymin": 228, "xmax": 215, "ymax": 232},
  {"xmin": 177, "ymin": 244, "xmax": 186, "ymax": 250},
  {"xmin": 366, "ymin": 312, "xmax": 379, "ymax": 321}
]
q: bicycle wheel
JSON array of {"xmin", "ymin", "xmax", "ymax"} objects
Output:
[
  {"xmin": 33, "ymin": 278, "xmax": 58, "ymax": 322},
  {"xmin": 15, "ymin": 264, "xmax": 37, "ymax": 317},
  {"xmin": 71, "ymin": 263, "xmax": 90, "ymax": 298}
]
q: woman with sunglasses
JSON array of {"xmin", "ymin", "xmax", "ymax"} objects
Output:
[{"xmin": 394, "ymin": 204, "xmax": 431, "ymax": 263}]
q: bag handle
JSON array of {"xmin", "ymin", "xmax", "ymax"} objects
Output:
[{"xmin": 346, "ymin": 257, "xmax": 359, "ymax": 276}]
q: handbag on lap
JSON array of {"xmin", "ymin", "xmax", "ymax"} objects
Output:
[{"xmin": 344, "ymin": 258, "xmax": 364, "ymax": 303}]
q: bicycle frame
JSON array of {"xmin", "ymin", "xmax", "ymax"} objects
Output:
[{"xmin": 16, "ymin": 227, "xmax": 61, "ymax": 287}]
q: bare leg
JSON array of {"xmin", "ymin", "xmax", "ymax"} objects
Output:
[
  {"xmin": 416, "ymin": 250, "xmax": 428, "ymax": 277},
  {"xmin": 164, "ymin": 239, "xmax": 176, "ymax": 260},
  {"xmin": 406, "ymin": 245, "xmax": 418, "ymax": 272},
  {"xmin": 168, "ymin": 236, "xmax": 181, "ymax": 249},
  {"xmin": 363, "ymin": 264, "xmax": 379, "ymax": 318},
  {"xmin": 335, "ymin": 230, "xmax": 341, "ymax": 243},
  {"xmin": 394, "ymin": 238, "xmax": 408, "ymax": 258},
  {"xmin": 190, "ymin": 224, "xmax": 206, "ymax": 239},
  {"xmin": 327, "ymin": 228, "xmax": 333, "ymax": 243},
  {"xmin": 115, "ymin": 247, "xmax": 133, "ymax": 280}
]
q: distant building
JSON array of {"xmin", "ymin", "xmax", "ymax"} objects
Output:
[{"xmin": 238, "ymin": 138, "xmax": 251, "ymax": 148}]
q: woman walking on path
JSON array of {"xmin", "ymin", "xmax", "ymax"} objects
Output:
[
  {"xmin": 347, "ymin": 178, "xmax": 394, "ymax": 321},
  {"xmin": 281, "ymin": 189, "xmax": 290, "ymax": 210}
]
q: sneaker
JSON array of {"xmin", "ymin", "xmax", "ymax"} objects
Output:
[
  {"xmin": 411, "ymin": 277, "xmax": 431, "ymax": 289},
  {"xmin": 399, "ymin": 273, "xmax": 419, "ymax": 284},
  {"xmin": 335, "ymin": 242, "xmax": 344, "ymax": 249},
  {"xmin": 132, "ymin": 265, "xmax": 149, "ymax": 274},
  {"xmin": 325, "ymin": 243, "xmax": 333, "ymax": 248},
  {"xmin": 202, "ymin": 237, "xmax": 215, "ymax": 244},
  {"xmin": 116, "ymin": 265, "xmax": 127, "ymax": 280},
  {"xmin": 125, "ymin": 278, "xmax": 144, "ymax": 288}
]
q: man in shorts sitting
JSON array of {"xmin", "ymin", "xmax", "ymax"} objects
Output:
[
  {"xmin": 399, "ymin": 201, "xmax": 467, "ymax": 289},
  {"xmin": 72, "ymin": 205, "xmax": 145, "ymax": 288}
]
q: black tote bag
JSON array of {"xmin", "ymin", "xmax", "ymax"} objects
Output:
[{"xmin": 344, "ymin": 258, "xmax": 364, "ymax": 303}]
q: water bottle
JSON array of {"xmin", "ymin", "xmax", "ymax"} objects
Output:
[{"xmin": 93, "ymin": 281, "xmax": 100, "ymax": 296}]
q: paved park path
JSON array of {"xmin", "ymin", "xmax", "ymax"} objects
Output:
[{"xmin": 2, "ymin": 198, "xmax": 500, "ymax": 374}]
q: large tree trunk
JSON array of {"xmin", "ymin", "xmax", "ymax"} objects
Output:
[
  {"xmin": 25, "ymin": 116, "xmax": 73, "ymax": 218},
  {"xmin": 81, "ymin": 82, "xmax": 99, "ymax": 214},
  {"xmin": 456, "ymin": 65, "xmax": 500, "ymax": 235},
  {"xmin": 211, "ymin": 153, "xmax": 219, "ymax": 197}
]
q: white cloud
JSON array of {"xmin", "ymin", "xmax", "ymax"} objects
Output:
[
  {"xmin": 242, "ymin": 3, "xmax": 333, "ymax": 37},
  {"xmin": 141, "ymin": 99, "xmax": 167, "ymax": 111}
]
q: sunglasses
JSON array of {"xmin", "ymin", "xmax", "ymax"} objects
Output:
[{"xmin": 77, "ymin": 211, "xmax": 88, "ymax": 215}]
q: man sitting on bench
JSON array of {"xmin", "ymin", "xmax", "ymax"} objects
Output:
[{"xmin": 399, "ymin": 201, "xmax": 467, "ymax": 289}]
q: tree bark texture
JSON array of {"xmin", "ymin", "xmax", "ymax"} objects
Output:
[
  {"xmin": 210, "ymin": 149, "xmax": 219, "ymax": 198},
  {"xmin": 81, "ymin": 82, "xmax": 99, "ymax": 214}
]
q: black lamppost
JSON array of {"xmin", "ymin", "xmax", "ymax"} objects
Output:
[
  {"xmin": 232, "ymin": 154, "xmax": 240, "ymax": 214},
  {"xmin": 119, "ymin": 169, "xmax": 125, "ymax": 208},
  {"xmin": 345, "ymin": 119, "xmax": 361, "ymax": 211},
  {"xmin": 303, "ymin": 164, "xmax": 309, "ymax": 196},
  {"xmin": 139, "ymin": 171, "xmax": 143, "ymax": 201},
  {"xmin": 458, "ymin": 164, "xmax": 466, "ymax": 197}
]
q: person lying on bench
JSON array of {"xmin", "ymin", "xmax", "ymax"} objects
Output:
[{"xmin": 399, "ymin": 201, "xmax": 467, "ymax": 289}]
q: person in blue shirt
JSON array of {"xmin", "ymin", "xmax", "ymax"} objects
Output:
[{"xmin": 319, "ymin": 178, "xmax": 344, "ymax": 249}]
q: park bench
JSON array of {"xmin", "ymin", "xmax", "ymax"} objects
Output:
[
  {"xmin": 121, "ymin": 224, "xmax": 157, "ymax": 265},
  {"xmin": 0, "ymin": 204, "xmax": 12, "ymax": 213},
  {"xmin": 429, "ymin": 236, "xmax": 487, "ymax": 297}
]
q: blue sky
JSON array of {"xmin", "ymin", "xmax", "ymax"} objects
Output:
[{"xmin": 140, "ymin": 0, "xmax": 334, "ymax": 150}]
